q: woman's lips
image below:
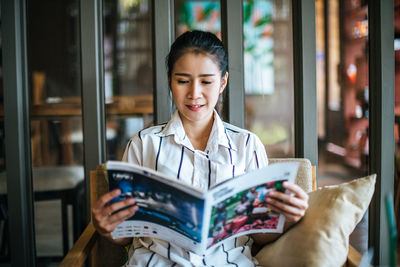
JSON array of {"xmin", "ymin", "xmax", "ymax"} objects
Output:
[{"xmin": 186, "ymin": 104, "xmax": 204, "ymax": 111}]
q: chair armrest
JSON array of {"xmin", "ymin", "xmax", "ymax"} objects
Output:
[
  {"xmin": 345, "ymin": 245, "xmax": 363, "ymax": 267},
  {"xmin": 59, "ymin": 222, "xmax": 99, "ymax": 267}
]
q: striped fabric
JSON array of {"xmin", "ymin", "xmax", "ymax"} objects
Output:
[{"xmin": 122, "ymin": 110, "xmax": 268, "ymax": 267}]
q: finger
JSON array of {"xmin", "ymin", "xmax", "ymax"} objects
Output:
[
  {"xmin": 267, "ymin": 205, "xmax": 303, "ymax": 221},
  {"xmin": 107, "ymin": 216, "xmax": 132, "ymax": 234},
  {"xmin": 108, "ymin": 205, "xmax": 139, "ymax": 225},
  {"xmin": 99, "ymin": 206, "xmax": 139, "ymax": 234},
  {"xmin": 93, "ymin": 189, "xmax": 121, "ymax": 211},
  {"xmin": 267, "ymin": 204, "xmax": 301, "ymax": 222},
  {"xmin": 282, "ymin": 182, "xmax": 309, "ymax": 200},
  {"xmin": 103, "ymin": 198, "xmax": 136, "ymax": 217},
  {"xmin": 268, "ymin": 203, "xmax": 304, "ymax": 220},
  {"xmin": 266, "ymin": 197, "xmax": 306, "ymax": 217},
  {"xmin": 267, "ymin": 191, "xmax": 308, "ymax": 210}
]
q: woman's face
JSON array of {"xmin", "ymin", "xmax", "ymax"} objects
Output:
[{"xmin": 170, "ymin": 52, "xmax": 228, "ymax": 127}]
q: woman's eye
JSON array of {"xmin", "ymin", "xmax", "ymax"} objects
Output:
[
  {"xmin": 177, "ymin": 80, "xmax": 189, "ymax": 84},
  {"xmin": 202, "ymin": 81, "xmax": 212, "ymax": 85}
]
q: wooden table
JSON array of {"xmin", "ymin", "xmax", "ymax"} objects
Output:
[
  {"xmin": 1, "ymin": 95, "xmax": 153, "ymax": 166},
  {"xmin": 29, "ymin": 95, "xmax": 153, "ymax": 118},
  {"xmin": 0, "ymin": 95, "xmax": 153, "ymax": 117}
]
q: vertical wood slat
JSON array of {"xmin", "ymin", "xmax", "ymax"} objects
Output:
[
  {"xmin": 292, "ymin": 0, "xmax": 318, "ymax": 167},
  {"xmin": 220, "ymin": 0, "xmax": 245, "ymax": 128},
  {"xmin": 152, "ymin": 0, "xmax": 175, "ymax": 124},
  {"xmin": 368, "ymin": 0, "xmax": 395, "ymax": 265},
  {"xmin": 80, "ymin": 0, "xmax": 107, "ymax": 222},
  {"xmin": 1, "ymin": 0, "xmax": 37, "ymax": 265}
]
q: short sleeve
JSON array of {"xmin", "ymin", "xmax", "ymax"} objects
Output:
[
  {"xmin": 246, "ymin": 134, "xmax": 268, "ymax": 172},
  {"xmin": 122, "ymin": 134, "xmax": 143, "ymax": 166}
]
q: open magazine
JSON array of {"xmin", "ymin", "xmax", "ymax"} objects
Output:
[{"xmin": 106, "ymin": 160, "xmax": 299, "ymax": 255}]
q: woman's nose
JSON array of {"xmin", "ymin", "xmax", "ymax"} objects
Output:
[{"xmin": 188, "ymin": 81, "xmax": 202, "ymax": 99}]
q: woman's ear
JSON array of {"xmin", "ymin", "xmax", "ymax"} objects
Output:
[{"xmin": 219, "ymin": 72, "xmax": 229, "ymax": 94}]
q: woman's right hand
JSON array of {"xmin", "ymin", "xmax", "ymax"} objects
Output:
[{"xmin": 92, "ymin": 189, "xmax": 139, "ymax": 241}]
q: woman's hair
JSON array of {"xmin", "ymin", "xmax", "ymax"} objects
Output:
[{"xmin": 166, "ymin": 30, "xmax": 228, "ymax": 79}]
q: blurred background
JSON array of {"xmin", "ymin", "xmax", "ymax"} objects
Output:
[{"xmin": 0, "ymin": 0, "xmax": 398, "ymax": 265}]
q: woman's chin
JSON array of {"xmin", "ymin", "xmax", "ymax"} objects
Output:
[{"xmin": 180, "ymin": 111, "xmax": 213, "ymax": 125}]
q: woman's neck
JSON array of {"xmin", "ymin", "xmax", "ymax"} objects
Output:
[{"xmin": 180, "ymin": 114, "xmax": 214, "ymax": 151}]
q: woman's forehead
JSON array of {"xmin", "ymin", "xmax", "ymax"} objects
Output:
[{"xmin": 172, "ymin": 52, "xmax": 221, "ymax": 74}]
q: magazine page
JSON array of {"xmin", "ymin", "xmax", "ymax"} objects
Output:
[
  {"xmin": 203, "ymin": 162, "xmax": 299, "ymax": 252},
  {"xmin": 106, "ymin": 161, "xmax": 207, "ymax": 253}
]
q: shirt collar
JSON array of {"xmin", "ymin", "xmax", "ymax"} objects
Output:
[
  {"xmin": 156, "ymin": 110, "xmax": 238, "ymax": 153},
  {"xmin": 207, "ymin": 111, "xmax": 238, "ymax": 153},
  {"xmin": 157, "ymin": 110, "xmax": 187, "ymax": 142}
]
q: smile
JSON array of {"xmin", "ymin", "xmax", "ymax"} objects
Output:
[{"xmin": 186, "ymin": 104, "xmax": 204, "ymax": 111}]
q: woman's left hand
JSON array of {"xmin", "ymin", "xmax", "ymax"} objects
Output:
[{"xmin": 265, "ymin": 181, "xmax": 309, "ymax": 223}]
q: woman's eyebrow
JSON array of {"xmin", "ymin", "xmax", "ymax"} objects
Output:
[
  {"xmin": 174, "ymin": 73, "xmax": 191, "ymax": 77},
  {"xmin": 174, "ymin": 73, "xmax": 216, "ymax": 77}
]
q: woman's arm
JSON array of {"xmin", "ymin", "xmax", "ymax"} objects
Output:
[
  {"xmin": 91, "ymin": 189, "xmax": 139, "ymax": 246},
  {"xmin": 251, "ymin": 181, "xmax": 309, "ymax": 246}
]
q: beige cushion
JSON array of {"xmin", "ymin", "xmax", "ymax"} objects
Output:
[
  {"xmin": 269, "ymin": 158, "xmax": 313, "ymax": 193},
  {"xmin": 255, "ymin": 174, "xmax": 376, "ymax": 267}
]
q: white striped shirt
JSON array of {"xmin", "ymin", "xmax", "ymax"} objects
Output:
[{"xmin": 122, "ymin": 110, "xmax": 268, "ymax": 267}]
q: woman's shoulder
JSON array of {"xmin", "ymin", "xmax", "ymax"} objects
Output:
[
  {"xmin": 130, "ymin": 123, "xmax": 168, "ymax": 141},
  {"xmin": 222, "ymin": 122, "xmax": 251, "ymax": 135},
  {"xmin": 222, "ymin": 122, "xmax": 263, "ymax": 147}
]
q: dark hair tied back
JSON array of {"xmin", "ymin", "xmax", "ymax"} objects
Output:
[{"xmin": 166, "ymin": 30, "xmax": 228, "ymax": 79}]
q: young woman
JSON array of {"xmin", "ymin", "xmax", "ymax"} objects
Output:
[{"xmin": 92, "ymin": 30, "xmax": 309, "ymax": 267}]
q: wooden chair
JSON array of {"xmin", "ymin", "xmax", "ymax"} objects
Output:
[{"xmin": 60, "ymin": 159, "xmax": 363, "ymax": 267}]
